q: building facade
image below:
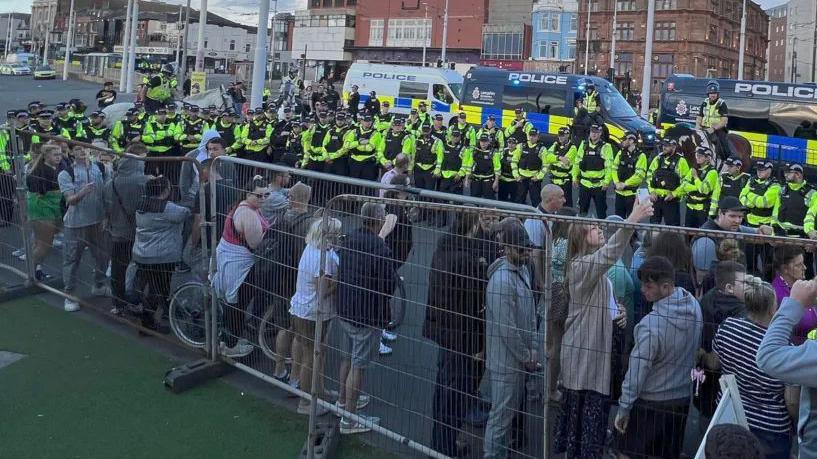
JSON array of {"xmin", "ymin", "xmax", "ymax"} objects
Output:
[
  {"xmin": 290, "ymin": 0, "xmax": 356, "ymax": 82},
  {"xmin": 530, "ymin": 0, "xmax": 578, "ymax": 72},
  {"xmin": 30, "ymin": 0, "xmax": 58, "ymax": 57},
  {"xmin": 577, "ymin": 0, "xmax": 769, "ymax": 105},
  {"xmin": 766, "ymin": 3, "xmax": 787, "ymax": 82},
  {"xmin": 1, "ymin": 13, "xmax": 31, "ymax": 54},
  {"xmin": 480, "ymin": 0, "xmax": 533, "ymax": 70},
  {"xmin": 783, "ymin": 0, "xmax": 816, "ymax": 82},
  {"xmin": 352, "ymin": 0, "xmax": 488, "ymax": 67}
]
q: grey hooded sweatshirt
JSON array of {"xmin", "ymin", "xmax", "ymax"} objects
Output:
[
  {"xmin": 132, "ymin": 198, "xmax": 191, "ymax": 265},
  {"xmin": 179, "ymin": 129, "xmax": 220, "ymax": 209},
  {"xmin": 618, "ymin": 287, "xmax": 703, "ymax": 415},
  {"xmin": 104, "ymin": 157, "xmax": 148, "ymax": 242},
  {"xmin": 485, "ymin": 257, "xmax": 539, "ymax": 374},
  {"xmin": 757, "ymin": 297, "xmax": 817, "ymax": 459}
]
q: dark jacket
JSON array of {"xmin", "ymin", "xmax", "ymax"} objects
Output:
[
  {"xmin": 423, "ymin": 234, "xmax": 487, "ymax": 356},
  {"xmin": 104, "ymin": 157, "xmax": 148, "ymax": 241},
  {"xmin": 385, "ymin": 203, "xmax": 412, "ymax": 269},
  {"xmin": 347, "ymin": 91, "xmax": 360, "ymax": 114},
  {"xmin": 336, "ymin": 226, "xmax": 397, "ymax": 328}
]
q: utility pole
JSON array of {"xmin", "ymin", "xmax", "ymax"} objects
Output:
[
  {"xmin": 791, "ymin": 36, "xmax": 798, "ymax": 83},
  {"xmin": 249, "ymin": 0, "xmax": 270, "ymax": 110},
  {"xmin": 175, "ymin": 5, "xmax": 183, "ymax": 71},
  {"xmin": 609, "ymin": 0, "xmax": 618, "ymax": 81},
  {"xmin": 583, "ymin": 0, "xmax": 591, "ymax": 75},
  {"xmin": 422, "ymin": 3, "xmax": 428, "ymax": 67},
  {"xmin": 179, "ymin": 0, "xmax": 191, "ymax": 86},
  {"xmin": 440, "ymin": 0, "xmax": 449, "ymax": 62},
  {"xmin": 269, "ymin": 0, "xmax": 278, "ymax": 91},
  {"xmin": 119, "ymin": 0, "xmax": 133, "ymax": 91},
  {"xmin": 812, "ymin": 5, "xmax": 817, "ymax": 82},
  {"xmin": 125, "ymin": 0, "xmax": 138, "ymax": 93},
  {"xmin": 4, "ymin": 14, "xmax": 12, "ymax": 58},
  {"xmin": 737, "ymin": 0, "xmax": 747, "ymax": 79},
  {"xmin": 195, "ymin": 0, "xmax": 207, "ymax": 72},
  {"xmin": 62, "ymin": 0, "xmax": 75, "ymax": 80},
  {"xmin": 43, "ymin": 4, "xmax": 52, "ymax": 64},
  {"xmin": 640, "ymin": 0, "xmax": 655, "ymax": 117}
]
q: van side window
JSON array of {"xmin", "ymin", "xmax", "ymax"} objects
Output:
[
  {"xmin": 433, "ymin": 84, "xmax": 454, "ymax": 104},
  {"xmin": 399, "ymin": 82, "xmax": 429, "ymax": 100},
  {"xmin": 502, "ymin": 85, "xmax": 567, "ymax": 115}
]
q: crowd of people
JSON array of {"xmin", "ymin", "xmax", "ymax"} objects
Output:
[{"xmin": 2, "ymin": 84, "xmax": 817, "ymax": 459}]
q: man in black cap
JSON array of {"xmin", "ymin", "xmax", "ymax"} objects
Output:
[
  {"xmin": 164, "ymin": 102, "xmax": 180, "ymax": 126},
  {"xmin": 448, "ymin": 111, "xmax": 476, "ymax": 147},
  {"xmin": 347, "ymin": 114, "xmax": 383, "ymax": 185},
  {"xmin": 467, "ymin": 134, "xmax": 500, "ymax": 199},
  {"xmin": 375, "ymin": 101, "xmax": 394, "ymax": 133},
  {"xmin": 111, "ymin": 108, "xmax": 144, "ymax": 154},
  {"xmin": 543, "ymin": 126, "xmax": 577, "ymax": 207},
  {"xmin": 517, "ymin": 128, "xmax": 546, "ymax": 206},
  {"xmin": 142, "ymin": 107, "xmax": 181, "ymax": 176},
  {"xmin": 709, "ymin": 155, "xmax": 750, "ymax": 217},
  {"xmin": 681, "ymin": 146, "xmax": 719, "ymax": 228},
  {"xmin": 436, "ymin": 129, "xmax": 470, "ymax": 195},
  {"xmin": 497, "ymin": 137, "xmax": 521, "ymax": 203},
  {"xmin": 282, "ymin": 120, "xmax": 308, "ymax": 168},
  {"xmin": 777, "ymin": 163, "xmax": 815, "ymax": 276},
  {"xmin": 324, "ymin": 112, "xmax": 355, "ymax": 180},
  {"xmin": 0, "ymin": 111, "xmax": 14, "ymax": 226},
  {"xmin": 347, "ymin": 84, "xmax": 360, "ymax": 118},
  {"xmin": 363, "ymin": 90, "xmax": 380, "ymax": 116},
  {"xmin": 378, "ymin": 117, "xmax": 415, "ymax": 172},
  {"xmin": 405, "ymin": 108, "xmax": 423, "ymax": 135},
  {"xmin": 574, "ymin": 123, "xmax": 614, "ymax": 218},
  {"xmin": 412, "ymin": 124, "xmax": 443, "ymax": 192},
  {"xmin": 28, "ymin": 101, "xmax": 43, "ymax": 118},
  {"xmin": 505, "ymin": 108, "xmax": 533, "ymax": 145},
  {"xmin": 96, "ymin": 81, "xmax": 117, "ymax": 109},
  {"xmin": 214, "ymin": 109, "xmax": 243, "ymax": 156},
  {"xmin": 431, "ymin": 113, "xmax": 448, "ymax": 144},
  {"xmin": 416, "ymin": 101, "xmax": 431, "ymax": 129},
  {"xmin": 240, "ymin": 107, "xmax": 273, "ymax": 163},
  {"xmin": 740, "ymin": 160, "xmax": 780, "ymax": 274},
  {"xmin": 609, "ymin": 131, "xmax": 647, "ymax": 218},
  {"xmin": 477, "ymin": 115, "xmax": 505, "ymax": 151},
  {"xmin": 78, "ymin": 111, "xmax": 112, "ymax": 147},
  {"xmin": 29, "ymin": 111, "xmax": 64, "ymax": 150},
  {"xmin": 646, "ymin": 138, "xmax": 689, "ymax": 226},
  {"xmin": 270, "ymin": 106, "xmax": 296, "ymax": 161},
  {"xmin": 176, "ymin": 105, "xmax": 206, "ymax": 153},
  {"xmin": 303, "ymin": 110, "xmax": 332, "ymax": 174},
  {"xmin": 54, "ymin": 103, "xmax": 74, "ymax": 132},
  {"xmin": 68, "ymin": 99, "xmax": 90, "ymax": 131}
]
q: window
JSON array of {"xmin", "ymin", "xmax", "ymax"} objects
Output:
[
  {"xmin": 386, "ymin": 18, "xmax": 431, "ymax": 47},
  {"xmin": 655, "ymin": 22, "xmax": 676, "ymax": 41},
  {"xmin": 656, "ymin": 0, "xmax": 676, "ymax": 9},
  {"xmin": 229, "ymin": 39, "xmax": 235, "ymax": 50},
  {"xmin": 334, "ymin": 0, "xmax": 344, "ymax": 5},
  {"xmin": 433, "ymin": 84, "xmax": 454, "ymax": 103},
  {"xmin": 652, "ymin": 53, "xmax": 674, "ymax": 78},
  {"xmin": 589, "ymin": 0, "xmax": 599, "ymax": 12},
  {"xmin": 617, "ymin": 0, "xmax": 636, "ymax": 11},
  {"xmin": 323, "ymin": 0, "xmax": 331, "ymax": 6},
  {"xmin": 369, "ymin": 19, "xmax": 384, "ymax": 46},
  {"xmin": 204, "ymin": 39, "xmax": 208, "ymax": 48},
  {"xmin": 548, "ymin": 41, "xmax": 559, "ymax": 59},
  {"xmin": 501, "ymin": 85, "xmax": 567, "ymax": 115},
  {"xmin": 311, "ymin": 0, "xmax": 320, "ymax": 7},
  {"xmin": 567, "ymin": 40, "xmax": 576, "ymax": 59},
  {"xmin": 615, "ymin": 52, "xmax": 633, "ymax": 75},
  {"xmin": 398, "ymin": 81, "xmax": 429, "ymax": 100},
  {"xmin": 570, "ymin": 14, "xmax": 578, "ymax": 32},
  {"xmin": 482, "ymin": 32, "xmax": 523, "ymax": 60},
  {"xmin": 245, "ymin": 43, "xmax": 251, "ymax": 52},
  {"xmin": 539, "ymin": 12, "xmax": 560, "ymax": 32},
  {"xmin": 615, "ymin": 22, "xmax": 634, "ymax": 40}
]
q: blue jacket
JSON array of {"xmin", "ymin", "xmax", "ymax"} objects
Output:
[
  {"xmin": 336, "ymin": 227, "xmax": 397, "ymax": 328},
  {"xmin": 757, "ymin": 297, "xmax": 817, "ymax": 459}
]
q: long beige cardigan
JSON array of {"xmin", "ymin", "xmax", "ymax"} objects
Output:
[{"xmin": 560, "ymin": 228, "xmax": 634, "ymax": 396}]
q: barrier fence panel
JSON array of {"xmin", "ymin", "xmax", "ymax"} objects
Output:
[
  {"xmin": 5, "ymin": 129, "xmax": 213, "ymax": 354},
  {"xmin": 0, "ymin": 125, "xmax": 33, "ymax": 289}
]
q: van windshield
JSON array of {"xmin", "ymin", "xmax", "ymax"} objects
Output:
[
  {"xmin": 598, "ymin": 87, "xmax": 638, "ymax": 118},
  {"xmin": 449, "ymin": 83, "xmax": 463, "ymax": 100}
]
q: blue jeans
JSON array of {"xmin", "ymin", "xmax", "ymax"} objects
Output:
[{"xmin": 750, "ymin": 428, "xmax": 791, "ymax": 459}]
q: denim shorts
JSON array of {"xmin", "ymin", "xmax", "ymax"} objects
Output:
[{"xmin": 338, "ymin": 319, "xmax": 380, "ymax": 369}]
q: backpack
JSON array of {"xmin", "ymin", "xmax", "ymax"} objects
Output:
[{"xmin": 254, "ymin": 211, "xmax": 315, "ymax": 302}]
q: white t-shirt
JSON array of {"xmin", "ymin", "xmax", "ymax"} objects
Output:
[{"xmin": 289, "ymin": 244, "xmax": 339, "ymax": 321}]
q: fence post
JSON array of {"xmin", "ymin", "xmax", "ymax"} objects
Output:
[
  {"xmin": 8, "ymin": 120, "xmax": 36, "ymax": 284},
  {"xmin": 207, "ymin": 173, "xmax": 220, "ymax": 360},
  {"xmin": 541, "ymin": 218, "xmax": 553, "ymax": 459}
]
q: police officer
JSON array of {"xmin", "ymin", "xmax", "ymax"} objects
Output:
[
  {"xmin": 54, "ymin": 103, "xmax": 74, "ymax": 132},
  {"xmin": 214, "ymin": 109, "xmax": 243, "ymax": 156},
  {"xmin": 28, "ymin": 111, "xmax": 65, "ymax": 154},
  {"xmin": 176, "ymin": 106, "xmax": 206, "ymax": 154},
  {"xmin": 584, "ymin": 82, "xmax": 601, "ymax": 116},
  {"xmin": 142, "ymin": 107, "xmax": 181, "ymax": 176},
  {"xmin": 696, "ymin": 80, "xmax": 733, "ymax": 158},
  {"xmin": 646, "ymin": 138, "xmax": 688, "ymax": 226},
  {"xmin": 164, "ymin": 102, "xmax": 181, "ymax": 126},
  {"xmin": 412, "ymin": 124, "xmax": 442, "ymax": 192},
  {"xmin": 268, "ymin": 106, "xmax": 295, "ymax": 161},
  {"xmin": 241, "ymin": 107, "xmax": 273, "ymax": 163},
  {"xmin": 774, "ymin": 163, "xmax": 814, "ymax": 239},
  {"xmin": 430, "ymin": 114, "xmax": 448, "ymax": 143},
  {"xmin": 497, "ymin": 137, "xmax": 521, "ymax": 203},
  {"xmin": 681, "ymin": 146, "xmax": 719, "ymax": 228},
  {"xmin": 467, "ymin": 134, "xmax": 500, "ymax": 200},
  {"xmin": 303, "ymin": 111, "xmax": 331, "ymax": 172},
  {"xmin": 741, "ymin": 160, "xmax": 780, "ymax": 274},
  {"xmin": 573, "ymin": 124, "xmax": 613, "ymax": 218},
  {"xmin": 416, "ymin": 101, "xmax": 432, "ymax": 129},
  {"xmin": 111, "ymin": 108, "xmax": 144, "ymax": 154},
  {"xmin": 517, "ymin": 128, "xmax": 545, "ymax": 207},
  {"xmin": 436, "ymin": 130, "xmax": 470, "ymax": 195},
  {"xmin": 78, "ymin": 111, "xmax": 112, "ymax": 146},
  {"xmin": 347, "ymin": 84, "xmax": 361, "ymax": 118},
  {"xmin": 144, "ymin": 64, "xmax": 176, "ymax": 114},
  {"xmin": 324, "ymin": 112, "xmax": 355, "ymax": 178},
  {"xmin": 27, "ymin": 101, "xmax": 43, "ymax": 118},
  {"xmin": 505, "ymin": 108, "xmax": 533, "ymax": 146},
  {"xmin": 68, "ymin": 99, "xmax": 90, "ymax": 132},
  {"xmin": 543, "ymin": 126, "xmax": 577, "ymax": 207},
  {"xmin": 709, "ymin": 156, "xmax": 750, "ymax": 217},
  {"xmin": 448, "ymin": 111, "xmax": 476, "ymax": 147},
  {"xmin": 282, "ymin": 120, "xmax": 307, "ymax": 168},
  {"xmin": 375, "ymin": 101, "xmax": 394, "ymax": 132},
  {"xmin": 405, "ymin": 108, "xmax": 423, "ymax": 136},
  {"xmin": 347, "ymin": 114, "xmax": 382, "ymax": 184},
  {"xmin": 610, "ymin": 131, "xmax": 647, "ymax": 218},
  {"xmin": 0, "ymin": 115, "xmax": 13, "ymax": 226},
  {"xmin": 378, "ymin": 117, "xmax": 415, "ymax": 171},
  {"xmin": 363, "ymin": 90, "xmax": 380, "ymax": 116},
  {"xmin": 476, "ymin": 115, "xmax": 505, "ymax": 150}
]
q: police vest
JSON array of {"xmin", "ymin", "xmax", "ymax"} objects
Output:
[
  {"xmin": 585, "ymin": 90, "xmax": 599, "ymax": 113},
  {"xmin": 481, "ymin": 127, "xmax": 501, "ymax": 148},
  {"xmin": 247, "ymin": 121, "xmax": 268, "ymax": 141},
  {"xmin": 376, "ymin": 113, "xmax": 394, "ymax": 125},
  {"xmin": 651, "ymin": 155, "xmax": 681, "ymax": 191},
  {"xmin": 325, "ymin": 127, "xmax": 347, "ymax": 153},
  {"xmin": 352, "ymin": 128, "xmax": 376, "ymax": 160},
  {"xmin": 310, "ymin": 124, "xmax": 330, "ymax": 148},
  {"xmin": 579, "ymin": 141, "xmax": 606, "ymax": 172},
  {"xmin": 272, "ymin": 121, "xmax": 293, "ymax": 149},
  {"xmin": 56, "ymin": 116, "xmax": 75, "ymax": 132},
  {"xmin": 550, "ymin": 141, "xmax": 573, "ymax": 178},
  {"xmin": 441, "ymin": 143, "xmax": 465, "ymax": 172},
  {"xmin": 500, "ymin": 148, "xmax": 516, "ymax": 179},
  {"xmin": 414, "ymin": 137, "xmax": 437, "ymax": 167},
  {"xmin": 518, "ymin": 143, "xmax": 542, "ymax": 172},
  {"xmin": 431, "ymin": 126, "xmax": 448, "ymax": 143},
  {"xmin": 720, "ymin": 172, "xmax": 749, "ymax": 199},
  {"xmin": 688, "ymin": 166, "xmax": 714, "ymax": 204},
  {"xmin": 383, "ymin": 131, "xmax": 408, "ymax": 161},
  {"xmin": 747, "ymin": 178, "xmax": 775, "ymax": 217},
  {"xmin": 120, "ymin": 121, "xmax": 143, "ymax": 147},
  {"xmin": 181, "ymin": 119, "xmax": 204, "ymax": 146},
  {"xmin": 285, "ymin": 132, "xmax": 304, "ymax": 161},
  {"xmin": 146, "ymin": 75, "xmax": 171, "ymax": 101},
  {"xmin": 85, "ymin": 125, "xmax": 110, "ymax": 143},
  {"xmin": 617, "ymin": 148, "xmax": 640, "ymax": 190},
  {"xmin": 147, "ymin": 122, "xmax": 176, "ymax": 149},
  {"xmin": 216, "ymin": 121, "xmax": 237, "ymax": 148},
  {"xmin": 471, "ymin": 147, "xmax": 495, "ymax": 178},
  {"xmin": 509, "ymin": 119, "xmax": 528, "ymax": 144},
  {"xmin": 778, "ymin": 182, "xmax": 813, "ymax": 225},
  {"xmin": 701, "ymin": 99, "xmax": 725, "ymax": 129}
]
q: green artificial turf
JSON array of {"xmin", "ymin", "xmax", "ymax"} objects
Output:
[{"xmin": 0, "ymin": 297, "xmax": 392, "ymax": 459}]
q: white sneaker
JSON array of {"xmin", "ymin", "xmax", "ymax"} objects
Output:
[
  {"xmin": 340, "ymin": 414, "xmax": 380, "ymax": 434},
  {"xmin": 91, "ymin": 285, "xmax": 111, "ymax": 297},
  {"xmin": 64, "ymin": 299, "xmax": 80, "ymax": 312},
  {"xmin": 381, "ymin": 329, "xmax": 397, "ymax": 342},
  {"xmin": 12, "ymin": 249, "xmax": 24, "ymax": 257},
  {"xmin": 378, "ymin": 341, "xmax": 393, "ymax": 356},
  {"xmin": 334, "ymin": 394, "xmax": 371, "ymax": 416},
  {"xmin": 297, "ymin": 401, "xmax": 329, "ymax": 416},
  {"xmin": 105, "ymin": 263, "xmax": 112, "ymax": 278},
  {"xmin": 219, "ymin": 339, "xmax": 254, "ymax": 358}
]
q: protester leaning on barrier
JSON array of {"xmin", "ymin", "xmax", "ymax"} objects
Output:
[
  {"xmin": 757, "ymin": 278, "xmax": 817, "ymax": 459},
  {"xmin": 178, "ymin": 131, "xmax": 222, "ymax": 209},
  {"xmin": 26, "ymin": 143, "xmax": 64, "ymax": 282}
]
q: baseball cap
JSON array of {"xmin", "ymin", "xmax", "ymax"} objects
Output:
[
  {"xmin": 589, "ymin": 124, "xmax": 603, "ymax": 132},
  {"xmin": 528, "ymin": 128, "xmax": 539, "ymax": 136},
  {"xmin": 558, "ymin": 126, "xmax": 570, "ymax": 135},
  {"xmin": 157, "ymin": 108, "xmax": 168, "ymax": 114},
  {"xmin": 418, "ymin": 101, "xmax": 426, "ymax": 107},
  {"xmin": 189, "ymin": 106, "xmax": 200, "ymax": 112},
  {"xmin": 487, "ymin": 114, "xmax": 496, "ymax": 121},
  {"xmin": 126, "ymin": 108, "xmax": 137, "ymax": 116},
  {"xmin": 661, "ymin": 138, "xmax": 678, "ymax": 146},
  {"xmin": 787, "ymin": 163, "xmax": 804, "ymax": 173},
  {"xmin": 283, "ymin": 106, "xmax": 292, "ymax": 113},
  {"xmin": 55, "ymin": 103, "xmax": 67, "ymax": 110},
  {"xmin": 514, "ymin": 108, "xmax": 523, "ymax": 114},
  {"xmin": 254, "ymin": 107, "xmax": 265, "ymax": 115},
  {"xmin": 15, "ymin": 111, "xmax": 29, "ymax": 118},
  {"xmin": 382, "ymin": 101, "xmax": 390, "ymax": 107},
  {"xmin": 718, "ymin": 196, "xmax": 747, "ymax": 212},
  {"xmin": 165, "ymin": 102, "xmax": 177, "ymax": 109},
  {"xmin": 500, "ymin": 223, "xmax": 535, "ymax": 248},
  {"xmin": 624, "ymin": 131, "xmax": 638, "ymax": 140},
  {"xmin": 695, "ymin": 146, "xmax": 713, "ymax": 157},
  {"xmin": 38, "ymin": 110, "xmax": 54, "ymax": 118},
  {"xmin": 410, "ymin": 108, "xmax": 418, "ymax": 114},
  {"xmin": 28, "ymin": 101, "xmax": 41, "ymax": 108},
  {"xmin": 756, "ymin": 160, "xmax": 774, "ymax": 170},
  {"xmin": 434, "ymin": 114, "xmax": 444, "ymax": 120},
  {"xmin": 450, "ymin": 130, "xmax": 462, "ymax": 137},
  {"xmin": 91, "ymin": 111, "xmax": 105, "ymax": 118},
  {"xmin": 458, "ymin": 111, "xmax": 466, "ymax": 118},
  {"xmin": 479, "ymin": 134, "xmax": 490, "ymax": 142},
  {"xmin": 362, "ymin": 115, "xmax": 373, "ymax": 122},
  {"xmin": 420, "ymin": 124, "xmax": 431, "ymax": 131},
  {"xmin": 507, "ymin": 137, "xmax": 518, "ymax": 144},
  {"xmin": 392, "ymin": 117, "xmax": 404, "ymax": 125}
]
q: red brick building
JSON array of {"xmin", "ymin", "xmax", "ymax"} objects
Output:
[
  {"xmin": 766, "ymin": 3, "xmax": 787, "ymax": 82},
  {"xmin": 350, "ymin": 0, "xmax": 489, "ymax": 65}
]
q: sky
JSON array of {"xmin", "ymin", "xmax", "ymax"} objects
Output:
[{"xmin": 0, "ymin": 0, "xmax": 787, "ymax": 25}]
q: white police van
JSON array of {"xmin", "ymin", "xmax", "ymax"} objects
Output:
[{"xmin": 342, "ymin": 63, "xmax": 464, "ymax": 117}]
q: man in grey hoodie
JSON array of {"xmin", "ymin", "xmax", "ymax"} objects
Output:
[
  {"xmin": 179, "ymin": 130, "xmax": 222, "ymax": 209},
  {"xmin": 104, "ymin": 142, "xmax": 149, "ymax": 314},
  {"xmin": 484, "ymin": 221, "xmax": 539, "ymax": 459},
  {"xmin": 757, "ymin": 278, "xmax": 817, "ymax": 459},
  {"xmin": 614, "ymin": 255, "xmax": 702, "ymax": 459}
]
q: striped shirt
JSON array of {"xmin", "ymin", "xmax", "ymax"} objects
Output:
[{"xmin": 712, "ymin": 317, "xmax": 791, "ymax": 433}]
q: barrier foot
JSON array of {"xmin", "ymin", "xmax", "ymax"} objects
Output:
[
  {"xmin": 299, "ymin": 421, "xmax": 340, "ymax": 459},
  {"xmin": 163, "ymin": 359, "xmax": 232, "ymax": 393}
]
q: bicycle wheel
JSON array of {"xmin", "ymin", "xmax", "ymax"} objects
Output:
[
  {"xmin": 257, "ymin": 305, "xmax": 279, "ymax": 360},
  {"xmin": 168, "ymin": 281, "xmax": 209, "ymax": 349}
]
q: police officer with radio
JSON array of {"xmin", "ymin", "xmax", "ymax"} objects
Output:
[
  {"xmin": 348, "ymin": 115, "xmax": 383, "ymax": 184},
  {"xmin": 543, "ymin": 126, "xmax": 577, "ymax": 207},
  {"xmin": 696, "ymin": 80, "xmax": 734, "ymax": 159},
  {"xmin": 436, "ymin": 130, "xmax": 470, "ymax": 195},
  {"xmin": 610, "ymin": 131, "xmax": 647, "ymax": 218},
  {"xmin": 467, "ymin": 134, "xmax": 500, "ymax": 200},
  {"xmin": 776, "ymin": 163, "xmax": 816, "ymax": 276},
  {"xmin": 740, "ymin": 160, "xmax": 780, "ymax": 273},
  {"xmin": 324, "ymin": 112, "xmax": 355, "ymax": 178},
  {"xmin": 574, "ymin": 124, "xmax": 613, "ymax": 218},
  {"xmin": 709, "ymin": 156, "xmax": 750, "ymax": 217},
  {"xmin": 111, "ymin": 108, "xmax": 144, "ymax": 154},
  {"xmin": 505, "ymin": 109, "xmax": 534, "ymax": 146},
  {"xmin": 476, "ymin": 115, "xmax": 505, "ymax": 150},
  {"xmin": 449, "ymin": 111, "xmax": 477, "ymax": 147},
  {"xmin": 144, "ymin": 64, "xmax": 176, "ymax": 114},
  {"xmin": 681, "ymin": 146, "xmax": 719, "ymax": 228},
  {"xmin": 430, "ymin": 114, "xmax": 449, "ymax": 143},
  {"xmin": 517, "ymin": 129, "xmax": 546, "ymax": 207},
  {"xmin": 646, "ymin": 138, "xmax": 689, "ymax": 226},
  {"xmin": 497, "ymin": 137, "xmax": 522, "ymax": 203},
  {"xmin": 378, "ymin": 117, "xmax": 415, "ymax": 171},
  {"xmin": 412, "ymin": 124, "xmax": 442, "ymax": 192}
]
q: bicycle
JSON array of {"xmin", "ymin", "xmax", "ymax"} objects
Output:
[{"xmin": 168, "ymin": 280, "xmax": 216, "ymax": 349}]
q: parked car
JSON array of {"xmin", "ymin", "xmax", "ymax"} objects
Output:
[
  {"xmin": 0, "ymin": 64, "xmax": 12, "ymax": 75},
  {"xmin": 33, "ymin": 65, "xmax": 56, "ymax": 79},
  {"xmin": 11, "ymin": 64, "xmax": 32, "ymax": 76}
]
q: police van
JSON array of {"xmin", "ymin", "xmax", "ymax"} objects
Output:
[
  {"xmin": 342, "ymin": 63, "xmax": 463, "ymax": 117},
  {"xmin": 659, "ymin": 75, "xmax": 817, "ymax": 166},
  {"xmin": 459, "ymin": 66, "xmax": 656, "ymax": 145}
]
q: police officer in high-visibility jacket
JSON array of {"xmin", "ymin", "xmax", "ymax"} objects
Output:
[
  {"xmin": 144, "ymin": 64, "xmax": 176, "ymax": 114},
  {"xmin": 709, "ymin": 156, "xmax": 750, "ymax": 217},
  {"xmin": 214, "ymin": 109, "xmax": 244, "ymax": 156},
  {"xmin": 776, "ymin": 163, "xmax": 816, "ymax": 277},
  {"xmin": 517, "ymin": 128, "xmax": 546, "ymax": 207},
  {"xmin": 323, "ymin": 112, "xmax": 356, "ymax": 178},
  {"xmin": 176, "ymin": 106, "xmax": 207, "ymax": 153},
  {"xmin": 610, "ymin": 131, "xmax": 647, "ymax": 218},
  {"xmin": 573, "ymin": 124, "xmax": 613, "ymax": 218},
  {"xmin": 681, "ymin": 146, "xmax": 719, "ymax": 228},
  {"xmin": 646, "ymin": 138, "xmax": 689, "ymax": 226},
  {"xmin": 0, "ymin": 118, "xmax": 13, "ymax": 226},
  {"xmin": 584, "ymin": 82, "xmax": 601, "ymax": 116},
  {"xmin": 430, "ymin": 113, "xmax": 448, "ymax": 144},
  {"xmin": 347, "ymin": 115, "xmax": 383, "ymax": 182},
  {"xmin": 111, "ymin": 108, "xmax": 144, "ymax": 154},
  {"xmin": 375, "ymin": 101, "xmax": 395, "ymax": 133},
  {"xmin": 497, "ymin": 137, "xmax": 521, "ymax": 203},
  {"xmin": 696, "ymin": 80, "xmax": 734, "ymax": 158},
  {"xmin": 240, "ymin": 108, "xmax": 273, "ymax": 163},
  {"xmin": 740, "ymin": 160, "xmax": 780, "ymax": 227},
  {"xmin": 377, "ymin": 117, "xmax": 415, "ymax": 171},
  {"xmin": 412, "ymin": 124, "xmax": 442, "ymax": 192},
  {"xmin": 476, "ymin": 115, "xmax": 505, "ymax": 150},
  {"xmin": 303, "ymin": 111, "xmax": 332, "ymax": 172},
  {"xmin": 542, "ymin": 127, "xmax": 577, "ymax": 207},
  {"xmin": 505, "ymin": 108, "xmax": 534, "ymax": 146},
  {"xmin": 142, "ymin": 107, "xmax": 181, "ymax": 176},
  {"xmin": 466, "ymin": 134, "xmax": 501, "ymax": 200},
  {"xmin": 436, "ymin": 130, "xmax": 471, "ymax": 195},
  {"xmin": 448, "ymin": 111, "xmax": 477, "ymax": 147},
  {"xmin": 75, "ymin": 111, "xmax": 113, "ymax": 146}
]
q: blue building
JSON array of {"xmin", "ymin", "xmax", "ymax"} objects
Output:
[{"xmin": 531, "ymin": 0, "xmax": 578, "ymax": 71}]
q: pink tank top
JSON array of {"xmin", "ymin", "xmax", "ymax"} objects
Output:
[{"xmin": 222, "ymin": 203, "xmax": 270, "ymax": 247}]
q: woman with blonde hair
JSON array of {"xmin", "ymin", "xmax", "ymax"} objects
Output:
[
  {"xmin": 555, "ymin": 199, "xmax": 653, "ymax": 458},
  {"xmin": 711, "ymin": 276, "xmax": 797, "ymax": 459},
  {"xmin": 289, "ymin": 217, "xmax": 342, "ymax": 416},
  {"xmin": 26, "ymin": 142, "xmax": 64, "ymax": 281}
]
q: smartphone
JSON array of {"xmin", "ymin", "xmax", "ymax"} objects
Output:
[{"xmin": 636, "ymin": 187, "xmax": 650, "ymax": 203}]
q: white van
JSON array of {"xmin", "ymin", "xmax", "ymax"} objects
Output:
[{"xmin": 342, "ymin": 63, "xmax": 463, "ymax": 118}]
